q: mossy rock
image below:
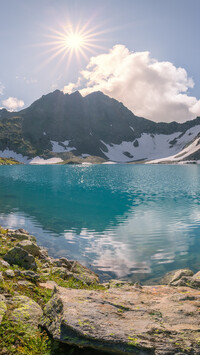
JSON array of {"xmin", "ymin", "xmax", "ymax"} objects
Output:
[
  {"xmin": 10, "ymin": 295, "xmax": 43, "ymax": 329},
  {"xmin": 3, "ymin": 246, "xmax": 37, "ymax": 270}
]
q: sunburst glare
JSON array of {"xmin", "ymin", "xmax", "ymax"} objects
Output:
[{"xmin": 40, "ymin": 20, "xmax": 109, "ymax": 69}]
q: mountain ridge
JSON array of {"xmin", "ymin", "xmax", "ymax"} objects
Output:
[{"xmin": 1, "ymin": 90, "xmax": 200, "ymax": 163}]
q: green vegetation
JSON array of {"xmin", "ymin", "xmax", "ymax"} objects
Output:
[
  {"xmin": 0, "ymin": 318, "xmax": 51, "ymax": 355},
  {"xmin": 0, "ymin": 157, "xmax": 21, "ymax": 165},
  {"xmin": 0, "ymin": 225, "xmax": 109, "ymax": 355}
]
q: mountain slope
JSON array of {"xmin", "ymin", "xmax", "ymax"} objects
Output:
[{"xmin": 1, "ymin": 90, "xmax": 200, "ymax": 163}]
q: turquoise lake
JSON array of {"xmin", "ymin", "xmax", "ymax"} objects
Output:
[{"xmin": 0, "ymin": 164, "xmax": 200, "ymax": 283}]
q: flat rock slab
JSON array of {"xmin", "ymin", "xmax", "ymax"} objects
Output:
[{"xmin": 41, "ymin": 285, "xmax": 200, "ymax": 354}]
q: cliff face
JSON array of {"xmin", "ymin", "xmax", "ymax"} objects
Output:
[{"xmin": 1, "ymin": 90, "xmax": 200, "ymax": 163}]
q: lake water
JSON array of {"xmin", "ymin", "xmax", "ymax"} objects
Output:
[{"xmin": 0, "ymin": 164, "xmax": 200, "ymax": 283}]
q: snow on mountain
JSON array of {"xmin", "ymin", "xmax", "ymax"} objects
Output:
[
  {"xmin": 1, "ymin": 90, "xmax": 200, "ymax": 164},
  {"xmin": 100, "ymin": 125, "xmax": 200, "ymax": 162},
  {"xmin": 50, "ymin": 140, "xmax": 76, "ymax": 153}
]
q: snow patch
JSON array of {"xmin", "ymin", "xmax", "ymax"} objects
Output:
[
  {"xmin": 100, "ymin": 125, "xmax": 200, "ymax": 162},
  {"xmin": 148, "ymin": 137, "xmax": 200, "ymax": 164},
  {"xmin": 102, "ymin": 161, "xmax": 117, "ymax": 164},
  {"xmin": 29, "ymin": 157, "xmax": 63, "ymax": 164},
  {"xmin": 0, "ymin": 149, "xmax": 29, "ymax": 163},
  {"xmin": 51, "ymin": 140, "xmax": 76, "ymax": 153},
  {"xmin": 82, "ymin": 154, "xmax": 91, "ymax": 158}
]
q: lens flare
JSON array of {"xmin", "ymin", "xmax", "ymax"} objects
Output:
[{"xmin": 40, "ymin": 20, "xmax": 108, "ymax": 69}]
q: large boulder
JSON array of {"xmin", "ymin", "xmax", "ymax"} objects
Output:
[
  {"xmin": 10, "ymin": 295, "xmax": 42, "ymax": 328},
  {"xmin": 3, "ymin": 247, "xmax": 37, "ymax": 270},
  {"xmin": 16, "ymin": 240, "xmax": 41, "ymax": 257},
  {"xmin": 41, "ymin": 284, "xmax": 200, "ymax": 354}
]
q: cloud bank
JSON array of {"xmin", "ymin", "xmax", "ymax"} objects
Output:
[
  {"xmin": 63, "ymin": 45, "xmax": 200, "ymax": 123},
  {"xmin": 2, "ymin": 97, "xmax": 24, "ymax": 111}
]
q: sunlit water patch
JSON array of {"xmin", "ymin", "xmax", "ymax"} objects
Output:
[{"xmin": 0, "ymin": 164, "xmax": 200, "ymax": 283}]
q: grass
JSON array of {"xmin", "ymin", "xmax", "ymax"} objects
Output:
[{"xmin": 0, "ymin": 318, "xmax": 51, "ymax": 355}]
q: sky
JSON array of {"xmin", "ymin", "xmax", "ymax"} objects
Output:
[{"xmin": 0, "ymin": 0, "xmax": 200, "ymax": 123}]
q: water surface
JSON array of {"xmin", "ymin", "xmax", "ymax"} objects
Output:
[{"xmin": 0, "ymin": 164, "xmax": 200, "ymax": 283}]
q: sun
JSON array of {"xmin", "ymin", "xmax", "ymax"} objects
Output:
[
  {"xmin": 41, "ymin": 20, "xmax": 107, "ymax": 68},
  {"xmin": 65, "ymin": 33, "xmax": 85, "ymax": 50}
]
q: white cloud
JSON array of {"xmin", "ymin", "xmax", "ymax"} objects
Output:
[
  {"xmin": 63, "ymin": 45, "xmax": 200, "ymax": 123},
  {"xmin": 0, "ymin": 82, "xmax": 4, "ymax": 95},
  {"xmin": 2, "ymin": 97, "xmax": 24, "ymax": 111}
]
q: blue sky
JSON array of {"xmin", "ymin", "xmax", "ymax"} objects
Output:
[{"xmin": 1, "ymin": 0, "xmax": 200, "ymax": 122}]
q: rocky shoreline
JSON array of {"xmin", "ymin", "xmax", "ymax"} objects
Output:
[{"xmin": 0, "ymin": 225, "xmax": 200, "ymax": 354}]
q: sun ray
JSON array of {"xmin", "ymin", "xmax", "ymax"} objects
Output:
[{"xmin": 40, "ymin": 20, "xmax": 108, "ymax": 68}]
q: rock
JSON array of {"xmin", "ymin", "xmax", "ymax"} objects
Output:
[
  {"xmin": 190, "ymin": 271, "xmax": 200, "ymax": 289},
  {"xmin": 51, "ymin": 267, "xmax": 69, "ymax": 279},
  {"xmin": 3, "ymin": 247, "xmax": 37, "ymax": 270},
  {"xmin": 53, "ymin": 257, "xmax": 72, "ymax": 268},
  {"xmin": 3, "ymin": 269, "xmax": 15, "ymax": 278},
  {"xmin": 41, "ymin": 285, "xmax": 200, "ymax": 354},
  {"xmin": 58, "ymin": 257, "xmax": 72, "ymax": 269},
  {"xmin": 15, "ymin": 228, "xmax": 29, "ymax": 235},
  {"xmin": 0, "ymin": 295, "xmax": 7, "ymax": 324},
  {"xmin": 38, "ymin": 247, "xmax": 49, "ymax": 261},
  {"xmin": 15, "ymin": 270, "xmax": 40, "ymax": 282},
  {"xmin": 17, "ymin": 280, "xmax": 34, "ymax": 287},
  {"xmin": 39, "ymin": 281, "xmax": 58, "ymax": 290},
  {"xmin": 109, "ymin": 279, "xmax": 134, "ymax": 288},
  {"xmin": 0, "ymin": 259, "xmax": 10, "ymax": 268},
  {"xmin": 69, "ymin": 261, "xmax": 99, "ymax": 285},
  {"xmin": 168, "ymin": 269, "xmax": 194, "ymax": 285},
  {"xmin": 0, "ymin": 272, "xmax": 4, "ymax": 282},
  {"xmin": 170, "ymin": 276, "xmax": 192, "ymax": 287},
  {"xmin": 16, "ymin": 240, "xmax": 41, "ymax": 257},
  {"xmin": 10, "ymin": 231, "xmax": 36, "ymax": 242},
  {"xmin": 10, "ymin": 295, "xmax": 43, "ymax": 328}
]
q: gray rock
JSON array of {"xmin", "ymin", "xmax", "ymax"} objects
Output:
[
  {"xmin": 21, "ymin": 270, "xmax": 40, "ymax": 281},
  {"xmin": 39, "ymin": 281, "xmax": 58, "ymax": 290},
  {"xmin": 169, "ymin": 269, "xmax": 194, "ymax": 285},
  {"xmin": 69, "ymin": 261, "xmax": 99, "ymax": 285},
  {"xmin": 0, "ymin": 259, "xmax": 10, "ymax": 268},
  {"xmin": 16, "ymin": 240, "xmax": 41, "ymax": 257},
  {"xmin": 190, "ymin": 271, "xmax": 200, "ymax": 289},
  {"xmin": 0, "ymin": 295, "xmax": 7, "ymax": 324},
  {"xmin": 15, "ymin": 228, "xmax": 29, "ymax": 235},
  {"xmin": 15, "ymin": 269, "xmax": 39, "ymax": 281},
  {"xmin": 58, "ymin": 257, "xmax": 72, "ymax": 269},
  {"xmin": 170, "ymin": 276, "xmax": 192, "ymax": 287},
  {"xmin": 0, "ymin": 272, "xmax": 4, "ymax": 282},
  {"xmin": 10, "ymin": 231, "xmax": 36, "ymax": 242},
  {"xmin": 17, "ymin": 280, "xmax": 34, "ymax": 287},
  {"xmin": 51, "ymin": 267, "xmax": 69, "ymax": 279},
  {"xmin": 3, "ymin": 247, "xmax": 37, "ymax": 270},
  {"xmin": 41, "ymin": 284, "xmax": 200, "ymax": 354},
  {"xmin": 3, "ymin": 269, "xmax": 15, "ymax": 278},
  {"xmin": 109, "ymin": 279, "xmax": 134, "ymax": 288},
  {"xmin": 10, "ymin": 295, "xmax": 42, "ymax": 328}
]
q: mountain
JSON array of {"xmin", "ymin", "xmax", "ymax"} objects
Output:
[{"xmin": 1, "ymin": 90, "xmax": 200, "ymax": 163}]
